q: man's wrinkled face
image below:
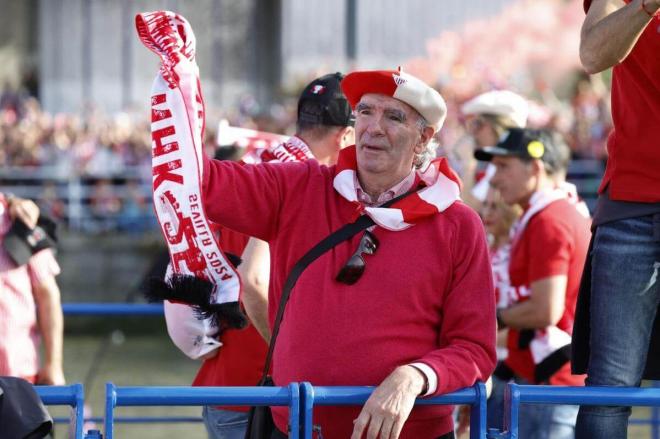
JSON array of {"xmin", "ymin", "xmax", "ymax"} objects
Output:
[
  {"xmin": 490, "ymin": 155, "xmax": 536, "ymax": 206},
  {"xmin": 354, "ymin": 93, "xmax": 428, "ymax": 180}
]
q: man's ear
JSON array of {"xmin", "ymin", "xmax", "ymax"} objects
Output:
[
  {"xmin": 531, "ymin": 158, "xmax": 546, "ymax": 177},
  {"xmin": 415, "ymin": 125, "xmax": 435, "ymax": 154},
  {"xmin": 337, "ymin": 126, "xmax": 355, "ymax": 149}
]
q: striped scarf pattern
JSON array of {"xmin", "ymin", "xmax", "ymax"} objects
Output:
[
  {"xmin": 136, "ymin": 11, "xmax": 244, "ymax": 326},
  {"xmin": 333, "ymin": 146, "xmax": 462, "ymax": 230}
]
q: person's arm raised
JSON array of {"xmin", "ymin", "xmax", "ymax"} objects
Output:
[{"xmin": 581, "ymin": 0, "xmax": 660, "ymax": 74}]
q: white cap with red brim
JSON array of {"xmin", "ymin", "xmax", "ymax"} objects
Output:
[{"xmin": 341, "ymin": 68, "xmax": 447, "ymax": 131}]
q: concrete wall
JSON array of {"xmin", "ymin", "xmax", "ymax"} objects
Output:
[
  {"xmin": 57, "ymin": 230, "xmax": 165, "ymax": 302},
  {"xmin": 37, "ymin": 0, "xmax": 268, "ymax": 114},
  {"xmin": 282, "ymin": 0, "xmax": 517, "ymax": 77},
  {"xmin": 0, "ymin": 0, "xmax": 38, "ymax": 89}
]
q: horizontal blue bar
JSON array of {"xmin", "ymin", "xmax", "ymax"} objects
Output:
[
  {"xmin": 514, "ymin": 385, "xmax": 660, "ymax": 406},
  {"xmin": 62, "ymin": 303, "xmax": 164, "ymax": 316},
  {"xmin": 310, "ymin": 386, "xmax": 478, "ymax": 406},
  {"xmin": 113, "ymin": 386, "xmax": 293, "ymax": 406},
  {"xmin": 35, "ymin": 384, "xmax": 83, "ymax": 405},
  {"xmin": 54, "ymin": 416, "xmax": 203, "ymax": 424}
]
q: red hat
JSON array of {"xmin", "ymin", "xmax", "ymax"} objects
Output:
[{"xmin": 341, "ymin": 68, "xmax": 447, "ymax": 131}]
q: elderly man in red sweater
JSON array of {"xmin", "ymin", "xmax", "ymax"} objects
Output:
[{"xmin": 201, "ymin": 69, "xmax": 496, "ymax": 439}]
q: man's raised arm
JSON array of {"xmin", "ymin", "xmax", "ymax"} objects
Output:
[{"xmin": 581, "ymin": 0, "xmax": 659, "ymax": 73}]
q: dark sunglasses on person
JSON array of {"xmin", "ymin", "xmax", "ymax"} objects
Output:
[{"xmin": 335, "ymin": 230, "xmax": 379, "ymax": 285}]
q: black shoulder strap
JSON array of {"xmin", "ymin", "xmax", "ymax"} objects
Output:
[{"xmin": 259, "ymin": 190, "xmax": 414, "ymax": 378}]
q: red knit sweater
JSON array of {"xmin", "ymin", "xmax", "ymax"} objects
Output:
[{"xmin": 202, "ymin": 156, "xmax": 496, "ymax": 439}]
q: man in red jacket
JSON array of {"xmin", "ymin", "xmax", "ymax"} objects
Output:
[
  {"xmin": 572, "ymin": 1, "xmax": 660, "ymax": 438},
  {"xmin": 202, "ymin": 68, "xmax": 496, "ymax": 439},
  {"xmin": 475, "ymin": 128, "xmax": 590, "ymax": 438}
]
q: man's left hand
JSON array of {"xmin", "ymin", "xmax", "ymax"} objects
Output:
[{"xmin": 351, "ymin": 365, "xmax": 426, "ymax": 439}]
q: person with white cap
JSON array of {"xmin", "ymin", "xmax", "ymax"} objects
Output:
[
  {"xmin": 456, "ymin": 90, "xmax": 529, "ymax": 210},
  {"xmin": 199, "ymin": 68, "xmax": 496, "ymax": 439}
]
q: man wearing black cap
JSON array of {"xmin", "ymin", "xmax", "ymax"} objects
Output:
[
  {"xmin": 475, "ymin": 128, "xmax": 590, "ymax": 438},
  {"xmin": 174, "ymin": 73, "xmax": 355, "ymax": 439},
  {"xmin": 238, "ymin": 72, "xmax": 355, "ymax": 341}
]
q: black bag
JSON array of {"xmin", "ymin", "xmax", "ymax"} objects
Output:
[
  {"xmin": 244, "ymin": 192, "xmax": 415, "ymax": 439},
  {"xmin": 244, "ymin": 376, "xmax": 275, "ymax": 439},
  {"xmin": 0, "ymin": 376, "xmax": 53, "ymax": 439}
]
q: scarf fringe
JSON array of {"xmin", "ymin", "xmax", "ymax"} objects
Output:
[{"xmin": 144, "ymin": 273, "xmax": 248, "ymax": 330}]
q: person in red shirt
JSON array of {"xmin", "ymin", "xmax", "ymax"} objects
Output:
[
  {"xmin": 202, "ymin": 68, "xmax": 496, "ymax": 439},
  {"xmin": 475, "ymin": 128, "xmax": 591, "ymax": 438},
  {"xmin": 571, "ymin": 1, "xmax": 660, "ymax": 438}
]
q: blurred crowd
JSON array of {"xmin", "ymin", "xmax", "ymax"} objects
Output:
[
  {"xmin": 0, "ymin": 68, "xmax": 611, "ymax": 232},
  {"xmin": 0, "ymin": 70, "xmax": 611, "ymax": 171}
]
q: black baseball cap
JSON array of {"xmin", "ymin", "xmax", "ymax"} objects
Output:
[
  {"xmin": 297, "ymin": 72, "xmax": 355, "ymax": 127},
  {"xmin": 474, "ymin": 128, "xmax": 561, "ymax": 168}
]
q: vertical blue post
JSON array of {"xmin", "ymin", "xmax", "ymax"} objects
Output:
[
  {"xmin": 288, "ymin": 383, "xmax": 300, "ymax": 439},
  {"xmin": 469, "ymin": 381, "xmax": 487, "ymax": 439},
  {"xmin": 653, "ymin": 381, "xmax": 660, "ymax": 439},
  {"xmin": 504, "ymin": 383, "xmax": 519, "ymax": 439},
  {"xmin": 74, "ymin": 383, "xmax": 85, "ymax": 439},
  {"xmin": 300, "ymin": 382, "xmax": 314, "ymax": 439},
  {"xmin": 104, "ymin": 382, "xmax": 117, "ymax": 439}
]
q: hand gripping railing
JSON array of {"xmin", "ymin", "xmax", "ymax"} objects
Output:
[
  {"xmin": 499, "ymin": 383, "xmax": 660, "ymax": 439},
  {"xmin": 35, "ymin": 383, "xmax": 85, "ymax": 439},
  {"xmin": 104, "ymin": 382, "xmax": 301, "ymax": 439},
  {"xmin": 299, "ymin": 382, "xmax": 488, "ymax": 439}
]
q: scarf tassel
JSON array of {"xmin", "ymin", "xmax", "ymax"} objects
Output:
[{"xmin": 144, "ymin": 273, "xmax": 248, "ymax": 330}]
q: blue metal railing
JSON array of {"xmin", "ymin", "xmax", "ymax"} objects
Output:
[
  {"xmin": 300, "ymin": 382, "xmax": 487, "ymax": 439},
  {"xmin": 35, "ymin": 383, "xmax": 85, "ymax": 439},
  {"xmin": 62, "ymin": 303, "xmax": 164, "ymax": 316},
  {"xmin": 104, "ymin": 382, "xmax": 301, "ymax": 439},
  {"xmin": 34, "ymin": 381, "xmax": 660, "ymax": 438},
  {"xmin": 59, "ymin": 304, "xmax": 660, "ymax": 438},
  {"xmin": 502, "ymin": 384, "xmax": 660, "ymax": 439}
]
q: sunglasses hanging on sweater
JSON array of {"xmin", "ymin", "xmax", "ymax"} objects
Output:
[{"xmin": 335, "ymin": 230, "xmax": 379, "ymax": 285}]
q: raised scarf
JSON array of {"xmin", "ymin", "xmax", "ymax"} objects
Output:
[
  {"xmin": 136, "ymin": 11, "xmax": 245, "ymax": 328},
  {"xmin": 333, "ymin": 146, "xmax": 462, "ymax": 230}
]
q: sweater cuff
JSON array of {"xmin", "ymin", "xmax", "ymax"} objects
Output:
[{"xmin": 408, "ymin": 362, "xmax": 438, "ymax": 396}]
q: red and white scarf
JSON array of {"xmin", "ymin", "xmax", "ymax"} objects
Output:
[
  {"xmin": 136, "ymin": 11, "xmax": 241, "ymax": 307},
  {"xmin": 333, "ymin": 146, "xmax": 462, "ymax": 231},
  {"xmin": 242, "ymin": 135, "xmax": 315, "ymax": 164}
]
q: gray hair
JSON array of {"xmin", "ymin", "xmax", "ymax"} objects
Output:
[{"xmin": 413, "ymin": 115, "xmax": 437, "ymax": 169}]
